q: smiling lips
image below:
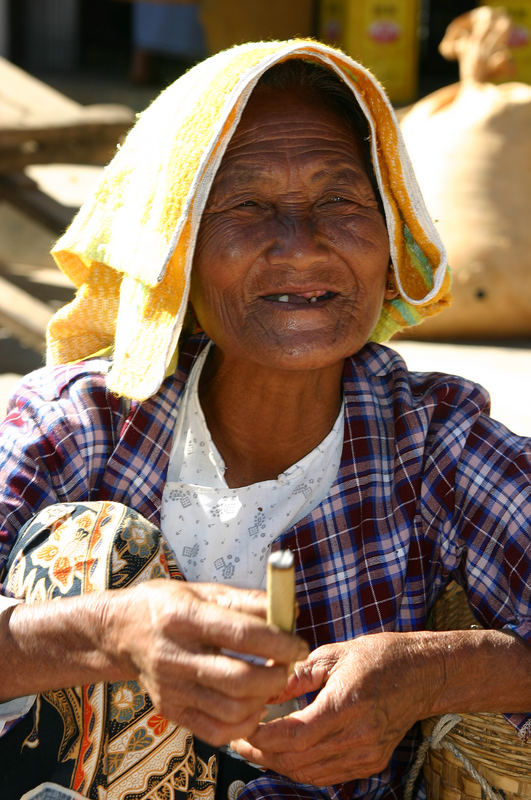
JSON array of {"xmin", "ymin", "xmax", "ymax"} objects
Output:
[{"xmin": 262, "ymin": 290, "xmax": 337, "ymax": 305}]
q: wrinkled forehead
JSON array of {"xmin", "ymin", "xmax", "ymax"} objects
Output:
[
  {"xmin": 214, "ymin": 61, "xmax": 380, "ymax": 206},
  {"xmin": 236, "ymin": 59, "xmax": 377, "ymax": 187},
  {"xmin": 221, "ymin": 84, "xmax": 368, "ymax": 164},
  {"xmin": 251, "ymin": 58, "xmax": 371, "ymax": 138}
]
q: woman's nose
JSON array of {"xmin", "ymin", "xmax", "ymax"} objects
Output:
[{"xmin": 266, "ymin": 214, "xmax": 328, "ymax": 267}]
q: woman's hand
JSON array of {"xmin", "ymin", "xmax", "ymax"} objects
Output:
[
  {"xmin": 3, "ymin": 579, "xmax": 308, "ymax": 748},
  {"xmin": 106, "ymin": 579, "xmax": 309, "ymax": 746},
  {"xmin": 230, "ymin": 632, "xmax": 435, "ymax": 785},
  {"xmin": 231, "ymin": 628, "xmax": 531, "ymax": 786}
]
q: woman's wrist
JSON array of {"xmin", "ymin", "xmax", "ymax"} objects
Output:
[
  {"xmin": 409, "ymin": 628, "xmax": 531, "ymax": 717},
  {"xmin": 0, "ymin": 590, "xmax": 133, "ymax": 701}
]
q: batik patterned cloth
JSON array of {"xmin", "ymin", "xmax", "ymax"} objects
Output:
[
  {"xmin": 0, "ymin": 501, "xmax": 220, "ymax": 800},
  {"xmin": 47, "ymin": 39, "xmax": 451, "ymax": 401}
]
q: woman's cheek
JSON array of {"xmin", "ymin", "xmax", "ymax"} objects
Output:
[
  {"xmin": 190, "ymin": 282, "xmax": 244, "ymax": 343},
  {"xmin": 196, "ymin": 219, "xmax": 262, "ymax": 278}
]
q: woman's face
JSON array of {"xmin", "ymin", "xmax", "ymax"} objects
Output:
[{"xmin": 190, "ymin": 85, "xmax": 392, "ymax": 372}]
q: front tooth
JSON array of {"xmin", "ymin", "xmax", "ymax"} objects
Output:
[
  {"xmin": 278, "ymin": 295, "xmax": 289, "ymax": 302},
  {"xmin": 309, "ymin": 296, "xmax": 318, "ymax": 303}
]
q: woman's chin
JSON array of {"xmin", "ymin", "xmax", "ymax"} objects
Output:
[{"xmin": 240, "ymin": 334, "xmax": 362, "ymax": 373}]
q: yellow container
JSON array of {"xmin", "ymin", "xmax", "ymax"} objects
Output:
[
  {"xmin": 319, "ymin": 0, "xmax": 420, "ymax": 104},
  {"xmin": 482, "ymin": 0, "xmax": 531, "ymax": 84}
]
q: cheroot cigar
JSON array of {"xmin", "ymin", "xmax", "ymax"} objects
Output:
[{"xmin": 267, "ymin": 549, "xmax": 295, "ymax": 634}]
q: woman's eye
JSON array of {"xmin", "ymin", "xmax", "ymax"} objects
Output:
[{"xmin": 236, "ymin": 199, "xmax": 259, "ymax": 208}]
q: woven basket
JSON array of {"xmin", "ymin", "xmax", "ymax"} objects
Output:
[{"xmin": 421, "ymin": 582, "xmax": 531, "ymax": 800}]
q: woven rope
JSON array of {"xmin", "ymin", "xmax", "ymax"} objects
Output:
[{"xmin": 404, "ymin": 714, "xmax": 505, "ymax": 800}]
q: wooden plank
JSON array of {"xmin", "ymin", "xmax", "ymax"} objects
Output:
[
  {"xmin": 0, "ymin": 57, "xmax": 135, "ymax": 170},
  {"xmin": 0, "ymin": 272, "xmax": 52, "ymax": 352},
  {"xmin": 1, "ymin": 100, "xmax": 134, "ymax": 133},
  {"xmin": 0, "ymin": 172, "xmax": 76, "ymax": 233},
  {"xmin": 0, "ymin": 115, "xmax": 132, "ymax": 172},
  {"xmin": 0, "ymin": 56, "xmax": 81, "ymax": 127}
]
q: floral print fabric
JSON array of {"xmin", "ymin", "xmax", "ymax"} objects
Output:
[{"xmin": 1, "ymin": 501, "xmax": 217, "ymax": 800}]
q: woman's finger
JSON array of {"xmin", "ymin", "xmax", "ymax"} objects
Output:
[
  {"xmin": 191, "ymin": 651, "xmax": 293, "ymax": 699},
  {"xmin": 175, "ymin": 703, "xmax": 265, "ymax": 748},
  {"xmin": 230, "ymin": 713, "xmax": 318, "ymax": 762},
  {"xmin": 231, "ymin": 729, "xmax": 390, "ymax": 786},
  {"xmin": 171, "ymin": 677, "xmax": 272, "ymax": 725},
  {"xmin": 193, "ymin": 582, "xmax": 269, "ymax": 616},
  {"xmin": 265, "ymin": 653, "xmax": 331, "ymax": 704},
  {"xmin": 170, "ymin": 588, "xmax": 308, "ymax": 665},
  {"xmin": 233, "ymin": 688, "xmax": 341, "ymax": 754},
  {"xmin": 124, "ymin": 580, "xmax": 308, "ymax": 669}
]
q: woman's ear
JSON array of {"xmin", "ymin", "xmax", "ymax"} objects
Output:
[{"xmin": 384, "ymin": 265, "xmax": 399, "ymax": 300}]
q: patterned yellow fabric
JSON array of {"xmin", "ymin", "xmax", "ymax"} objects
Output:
[{"xmin": 48, "ymin": 39, "xmax": 451, "ymax": 401}]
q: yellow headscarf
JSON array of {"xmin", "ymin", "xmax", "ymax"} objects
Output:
[{"xmin": 48, "ymin": 39, "xmax": 451, "ymax": 401}]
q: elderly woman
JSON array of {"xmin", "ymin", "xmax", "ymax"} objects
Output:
[{"xmin": 0, "ymin": 40, "xmax": 529, "ymax": 800}]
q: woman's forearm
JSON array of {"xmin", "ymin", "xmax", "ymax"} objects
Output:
[
  {"xmin": 419, "ymin": 628, "xmax": 531, "ymax": 716},
  {"xmin": 0, "ymin": 591, "xmax": 129, "ymax": 701}
]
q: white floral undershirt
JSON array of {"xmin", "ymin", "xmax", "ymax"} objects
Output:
[{"xmin": 161, "ymin": 343, "xmax": 344, "ymax": 590}]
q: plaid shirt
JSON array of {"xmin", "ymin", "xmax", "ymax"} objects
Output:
[{"xmin": 1, "ymin": 336, "xmax": 530, "ymax": 800}]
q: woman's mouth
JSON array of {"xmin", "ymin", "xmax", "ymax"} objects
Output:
[{"xmin": 262, "ymin": 291, "xmax": 337, "ymax": 305}]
